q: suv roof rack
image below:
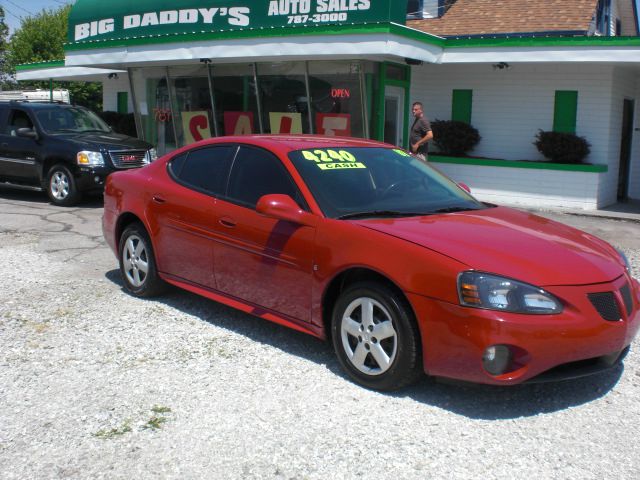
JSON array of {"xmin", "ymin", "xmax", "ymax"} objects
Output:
[{"xmin": 7, "ymin": 99, "xmax": 67, "ymax": 104}]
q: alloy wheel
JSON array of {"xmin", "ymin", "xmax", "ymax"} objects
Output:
[{"xmin": 340, "ymin": 296, "xmax": 398, "ymax": 375}]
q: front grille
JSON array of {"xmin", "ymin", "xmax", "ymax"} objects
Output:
[
  {"xmin": 620, "ymin": 283, "xmax": 634, "ymax": 316},
  {"xmin": 587, "ymin": 292, "xmax": 621, "ymax": 321},
  {"xmin": 109, "ymin": 150, "xmax": 148, "ymax": 169}
]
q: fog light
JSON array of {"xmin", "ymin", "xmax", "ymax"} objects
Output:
[
  {"xmin": 482, "ymin": 345, "xmax": 513, "ymax": 376},
  {"xmin": 94, "ymin": 176, "xmax": 101, "ymax": 183}
]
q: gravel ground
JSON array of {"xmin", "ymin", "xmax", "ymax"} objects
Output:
[{"xmin": 1, "ymin": 189, "xmax": 640, "ymax": 479}]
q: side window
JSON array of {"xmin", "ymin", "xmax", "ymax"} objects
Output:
[
  {"xmin": 226, "ymin": 146, "xmax": 301, "ymax": 208},
  {"xmin": 6, "ymin": 110, "xmax": 34, "ymax": 136},
  {"xmin": 169, "ymin": 146, "xmax": 235, "ymax": 195}
]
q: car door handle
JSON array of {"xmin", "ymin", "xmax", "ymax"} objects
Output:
[
  {"xmin": 152, "ymin": 195, "xmax": 166, "ymax": 204},
  {"xmin": 219, "ymin": 217, "xmax": 236, "ymax": 228}
]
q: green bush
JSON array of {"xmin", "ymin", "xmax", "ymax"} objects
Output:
[
  {"xmin": 431, "ymin": 120, "xmax": 481, "ymax": 156},
  {"xmin": 533, "ymin": 130, "xmax": 591, "ymax": 164}
]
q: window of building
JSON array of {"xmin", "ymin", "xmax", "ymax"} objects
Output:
[
  {"xmin": 595, "ymin": 0, "xmax": 612, "ymax": 36},
  {"xmin": 451, "ymin": 89, "xmax": 473, "ymax": 124},
  {"xmin": 553, "ymin": 91, "xmax": 578, "ymax": 134}
]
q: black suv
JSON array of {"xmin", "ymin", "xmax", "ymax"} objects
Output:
[{"xmin": 0, "ymin": 101, "xmax": 155, "ymax": 206}]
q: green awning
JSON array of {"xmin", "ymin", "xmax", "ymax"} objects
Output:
[{"xmin": 68, "ymin": 0, "xmax": 407, "ymax": 46}]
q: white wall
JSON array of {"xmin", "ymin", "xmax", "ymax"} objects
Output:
[
  {"xmin": 411, "ymin": 63, "xmax": 615, "ymax": 164},
  {"xmin": 433, "ymin": 162, "xmax": 603, "ymax": 210},
  {"xmin": 102, "ymin": 74, "xmax": 132, "ymax": 113},
  {"xmin": 627, "ymin": 72, "xmax": 640, "ymax": 200},
  {"xmin": 410, "ymin": 63, "xmax": 627, "ymax": 208},
  {"xmin": 615, "ymin": 0, "xmax": 638, "ymax": 36}
]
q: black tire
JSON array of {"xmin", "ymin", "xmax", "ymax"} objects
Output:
[
  {"xmin": 118, "ymin": 223, "xmax": 166, "ymax": 297},
  {"xmin": 331, "ymin": 281, "xmax": 423, "ymax": 391},
  {"xmin": 46, "ymin": 164, "xmax": 81, "ymax": 206}
]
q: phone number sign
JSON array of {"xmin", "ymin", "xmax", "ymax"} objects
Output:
[{"xmin": 69, "ymin": 0, "xmax": 406, "ymax": 43}]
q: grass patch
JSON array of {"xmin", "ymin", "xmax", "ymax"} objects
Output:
[{"xmin": 93, "ymin": 420, "xmax": 132, "ymax": 439}]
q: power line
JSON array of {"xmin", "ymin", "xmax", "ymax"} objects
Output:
[
  {"xmin": 2, "ymin": 6, "xmax": 22, "ymax": 23},
  {"xmin": 4, "ymin": 0, "xmax": 33, "ymax": 16}
]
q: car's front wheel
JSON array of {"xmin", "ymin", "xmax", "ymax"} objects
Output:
[
  {"xmin": 118, "ymin": 223, "xmax": 165, "ymax": 297},
  {"xmin": 46, "ymin": 164, "xmax": 80, "ymax": 206},
  {"xmin": 331, "ymin": 282, "xmax": 422, "ymax": 391}
]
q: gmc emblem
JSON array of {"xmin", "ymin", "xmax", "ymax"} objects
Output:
[{"xmin": 122, "ymin": 155, "xmax": 137, "ymax": 162}]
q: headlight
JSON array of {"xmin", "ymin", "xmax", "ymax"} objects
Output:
[
  {"xmin": 77, "ymin": 151, "xmax": 104, "ymax": 166},
  {"xmin": 145, "ymin": 148, "xmax": 157, "ymax": 164},
  {"xmin": 616, "ymin": 248, "xmax": 632, "ymax": 275},
  {"xmin": 458, "ymin": 271, "xmax": 563, "ymax": 315}
]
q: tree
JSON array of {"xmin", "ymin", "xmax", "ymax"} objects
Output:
[
  {"xmin": 4, "ymin": 6, "xmax": 102, "ymax": 110},
  {"xmin": 0, "ymin": 7, "xmax": 11, "ymax": 86}
]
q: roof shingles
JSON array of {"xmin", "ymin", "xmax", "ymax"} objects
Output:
[{"xmin": 407, "ymin": 0, "xmax": 600, "ymax": 37}]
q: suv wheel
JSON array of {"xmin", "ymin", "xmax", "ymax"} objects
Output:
[{"xmin": 46, "ymin": 164, "xmax": 80, "ymax": 206}]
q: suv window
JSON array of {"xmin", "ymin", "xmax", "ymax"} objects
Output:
[
  {"xmin": 169, "ymin": 145, "xmax": 236, "ymax": 195},
  {"xmin": 5, "ymin": 110, "xmax": 34, "ymax": 136},
  {"xmin": 227, "ymin": 146, "xmax": 302, "ymax": 208}
]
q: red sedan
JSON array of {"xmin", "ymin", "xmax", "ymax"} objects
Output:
[{"xmin": 103, "ymin": 135, "xmax": 640, "ymax": 390}]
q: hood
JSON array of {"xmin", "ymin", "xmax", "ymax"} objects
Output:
[
  {"xmin": 60, "ymin": 131, "xmax": 152, "ymax": 151},
  {"xmin": 353, "ymin": 207, "xmax": 623, "ymax": 286}
]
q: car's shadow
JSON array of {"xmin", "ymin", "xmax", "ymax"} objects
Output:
[
  {"xmin": 105, "ymin": 269, "xmax": 624, "ymax": 420},
  {"xmin": 0, "ymin": 187, "xmax": 104, "ymax": 208}
]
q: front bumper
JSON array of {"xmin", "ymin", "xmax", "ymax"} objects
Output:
[
  {"xmin": 408, "ymin": 274, "xmax": 640, "ymax": 385},
  {"xmin": 75, "ymin": 165, "xmax": 113, "ymax": 193}
]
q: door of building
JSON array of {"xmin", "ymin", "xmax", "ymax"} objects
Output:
[
  {"xmin": 617, "ymin": 98, "xmax": 634, "ymax": 200},
  {"xmin": 384, "ymin": 86, "xmax": 405, "ymax": 147}
]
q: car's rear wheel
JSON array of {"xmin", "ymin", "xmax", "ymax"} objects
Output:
[
  {"xmin": 331, "ymin": 281, "xmax": 422, "ymax": 391},
  {"xmin": 119, "ymin": 223, "xmax": 165, "ymax": 297},
  {"xmin": 46, "ymin": 164, "xmax": 80, "ymax": 206}
]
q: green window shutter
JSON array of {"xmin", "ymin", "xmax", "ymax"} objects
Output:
[
  {"xmin": 117, "ymin": 92, "xmax": 128, "ymax": 114},
  {"xmin": 451, "ymin": 89, "xmax": 473, "ymax": 124},
  {"xmin": 553, "ymin": 91, "xmax": 578, "ymax": 133}
]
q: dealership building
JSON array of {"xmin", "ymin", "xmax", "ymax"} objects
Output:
[{"xmin": 16, "ymin": 0, "xmax": 640, "ymax": 210}]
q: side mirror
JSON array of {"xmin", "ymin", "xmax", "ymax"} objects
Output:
[
  {"xmin": 256, "ymin": 194, "xmax": 318, "ymax": 227},
  {"xmin": 17, "ymin": 127, "xmax": 38, "ymax": 140},
  {"xmin": 458, "ymin": 182, "xmax": 471, "ymax": 194}
]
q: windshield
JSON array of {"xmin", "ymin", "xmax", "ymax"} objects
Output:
[
  {"xmin": 36, "ymin": 107, "xmax": 111, "ymax": 134},
  {"xmin": 288, "ymin": 147, "xmax": 486, "ymax": 219}
]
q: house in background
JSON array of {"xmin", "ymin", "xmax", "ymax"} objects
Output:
[{"xmin": 15, "ymin": 0, "xmax": 640, "ymax": 209}]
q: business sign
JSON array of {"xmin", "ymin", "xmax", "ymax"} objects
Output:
[
  {"xmin": 181, "ymin": 111, "xmax": 211, "ymax": 144},
  {"xmin": 224, "ymin": 111, "xmax": 254, "ymax": 135},
  {"xmin": 316, "ymin": 113, "xmax": 351, "ymax": 136},
  {"xmin": 69, "ymin": 0, "xmax": 406, "ymax": 43},
  {"xmin": 269, "ymin": 112, "xmax": 303, "ymax": 134}
]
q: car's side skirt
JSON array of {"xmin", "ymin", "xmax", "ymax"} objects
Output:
[{"xmin": 160, "ymin": 272, "xmax": 325, "ymax": 339}]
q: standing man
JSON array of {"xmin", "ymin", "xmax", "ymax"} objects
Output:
[{"xmin": 410, "ymin": 102, "xmax": 433, "ymax": 161}]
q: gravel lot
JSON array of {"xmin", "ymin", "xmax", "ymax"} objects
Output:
[{"xmin": 1, "ymin": 188, "xmax": 640, "ymax": 479}]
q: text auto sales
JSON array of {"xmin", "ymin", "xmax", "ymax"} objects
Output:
[{"xmin": 74, "ymin": 0, "xmax": 372, "ymax": 42}]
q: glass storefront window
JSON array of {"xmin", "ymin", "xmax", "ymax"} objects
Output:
[
  {"xmin": 307, "ymin": 61, "xmax": 371, "ymax": 138},
  {"xmin": 256, "ymin": 62, "xmax": 310, "ymax": 135},
  {"xmin": 168, "ymin": 65, "xmax": 213, "ymax": 148},
  {"xmin": 129, "ymin": 60, "xmax": 375, "ymax": 153},
  {"xmin": 130, "ymin": 67, "xmax": 177, "ymax": 156},
  {"xmin": 211, "ymin": 64, "xmax": 260, "ymax": 136}
]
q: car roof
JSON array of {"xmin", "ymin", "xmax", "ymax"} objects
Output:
[
  {"xmin": 0, "ymin": 102, "xmax": 81, "ymax": 110},
  {"xmin": 206, "ymin": 134, "xmax": 392, "ymax": 153}
]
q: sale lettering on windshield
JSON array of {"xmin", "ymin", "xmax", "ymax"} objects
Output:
[{"xmin": 69, "ymin": 0, "xmax": 404, "ymax": 43}]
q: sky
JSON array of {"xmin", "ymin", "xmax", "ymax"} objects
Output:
[
  {"xmin": 2, "ymin": 0, "xmax": 640, "ymax": 34},
  {"xmin": 2, "ymin": 0, "xmax": 75, "ymax": 33}
]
